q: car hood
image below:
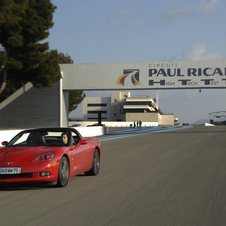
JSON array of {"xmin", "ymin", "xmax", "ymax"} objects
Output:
[{"xmin": 0, "ymin": 146, "xmax": 59, "ymax": 165}]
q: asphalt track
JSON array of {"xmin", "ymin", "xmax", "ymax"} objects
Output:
[{"xmin": 0, "ymin": 125, "xmax": 226, "ymax": 226}]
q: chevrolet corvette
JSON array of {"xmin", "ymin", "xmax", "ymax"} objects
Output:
[{"xmin": 0, "ymin": 128, "xmax": 101, "ymax": 187}]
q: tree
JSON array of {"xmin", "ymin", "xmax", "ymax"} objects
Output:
[
  {"xmin": 0, "ymin": 0, "xmax": 61, "ymax": 100},
  {"xmin": 59, "ymin": 52, "xmax": 86, "ymax": 113},
  {"xmin": 68, "ymin": 90, "xmax": 86, "ymax": 113}
]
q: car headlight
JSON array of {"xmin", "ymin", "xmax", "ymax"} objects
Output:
[{"xmin": 33, "ymin": 152, "xmax": 55, "ymax": 162}]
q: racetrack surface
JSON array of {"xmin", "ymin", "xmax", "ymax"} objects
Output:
[
  {"xmin": 100, "ymin": 125, "xmax": 189, "ymax": 140},
  {"xmin": 0, "ymin": 126, "xmax": 226, "ymax": 226}
]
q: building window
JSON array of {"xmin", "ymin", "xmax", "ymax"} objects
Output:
[
  {"xmin": 114, "ymin": 113, "xmax": 117, "ymax": 116},
  {"xmin": 87, "ymin": 117, "xmax": 107, "ymax": 120},
  {"xmin": 114, "ymin": 106, "xmax": 117, "ymax": 109},
  {"xmin": 87, "ymin": 111, "xmax": 107, "ymax": 114},
  {"xmin": 88, "ymin": 103, "xmax": 107, "ymax": 107},
  {"xmin": 114, "ymin": 99, "xmax": 117, "ymax": 103}
]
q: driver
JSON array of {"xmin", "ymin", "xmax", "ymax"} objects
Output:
[{"xmin": 61, "ymin": 132, "xmax": 68, "ymax": 144}]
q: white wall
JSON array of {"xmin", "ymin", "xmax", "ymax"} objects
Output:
[
  {"xmin": 159, "ymin": 115, "xmax": 175, "ymax": 126},
  {"xmin": 0, "ymin": 127, "xmax": 106, "ymax": 147},
  {"xmin": 69, "ymin": 121, "xmax": 159, "ymax": 127},
  {"xmin": 0, "ymin": 130, "xmax": 23, "ymax": 146}
]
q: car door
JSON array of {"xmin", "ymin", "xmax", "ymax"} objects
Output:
[{"xmin": 71, "ymin": 133, "xmax": 93, "ymax": 174}]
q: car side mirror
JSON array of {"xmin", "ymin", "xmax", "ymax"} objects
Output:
[
  {"xmin": 1, "ymin": 141, "xmax": 8, "ymax": 146},
  {"xmin": 78, "ymin": 140, "xmax": 88, "ymax": 145}
]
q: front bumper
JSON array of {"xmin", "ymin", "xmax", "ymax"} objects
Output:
[{"xmin": 0, "ymin": 162, "xmax": 59, "ymax": 184}]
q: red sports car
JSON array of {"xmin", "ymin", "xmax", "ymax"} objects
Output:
[{"xmin": 0, "ymin": 128, "xmax": 101, "ymax": 187}]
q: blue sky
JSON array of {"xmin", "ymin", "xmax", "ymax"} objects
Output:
[{"xmin": 47, "ymin": 0, "xmax": 226, "ymax": 124}]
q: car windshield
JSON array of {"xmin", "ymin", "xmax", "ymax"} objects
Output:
[{"xmin": 6, "ymin": 129, "xmax": 80, "ymax": 147}]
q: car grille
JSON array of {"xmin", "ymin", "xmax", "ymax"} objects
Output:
[{"xmin": 0, "ymin": 173, "xmax": 34, "ymax": 179}]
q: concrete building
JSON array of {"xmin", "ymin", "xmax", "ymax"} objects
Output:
[
  {"xmin": 83, "ymin": 92, "xmax": 129, "ymax": 121},
  {"xmin": 83, "ymin": 91, "xmax": 175, "ymax": 125},
  {"xmin": 0, "ymin": 82, "xmax": 67, "ymax": 129}
]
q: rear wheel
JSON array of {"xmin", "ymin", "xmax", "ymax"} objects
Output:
[
  {"xmin": 85, "ymin": 149, "xmax": 100, "ymax": 176},
  {"xmin": 57, "ymin": 156, "xmax": 69, "ymax": 187}
]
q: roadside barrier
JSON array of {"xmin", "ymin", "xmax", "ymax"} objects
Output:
[{"xmin": 0, "ymin": 126, "xmax": 108, "ymax": 146}]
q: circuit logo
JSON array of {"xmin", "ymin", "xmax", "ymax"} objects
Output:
[{"xmin": 116, "ymin": 69, "xmax": 144, "ymax": 86}]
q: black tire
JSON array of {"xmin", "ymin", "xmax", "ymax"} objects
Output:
[
  {"xmin": 57, "ymin": 156, "xmax": 69, "ymax": 187},
  {"xmin": 85, "ymin": 149, "xmax": 100, "ymax": 176}
]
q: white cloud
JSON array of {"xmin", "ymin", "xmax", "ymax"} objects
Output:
[
  {"xmin": 107, "ymin": 26, "xmax": 115, "ymax": 31},
  {"xmin": 116, "ymin": 0, "xmax": 133, "ymax": 16},
  {"xmin": 186, "ymin": 89, "xmax": 200, "ymax": 99},
  {"xmin": 182, "ymin": 43, "xmax": 221, "ymax": 61},
  {"xmin": 114, "ymin": 0, "xmax": 143, "ymax": 30},
  {"xmin": 163, "ymin": 0, "xmax": 219, "ymax": 20},
  {"xmin": 199, "ymin": 0, "xmax": 219, "ymax": 12},
  {"xmin": 163, "ymin": 8, "xmax": 196, "ymax": 20},
  {"xmin": 74, "ymin": 23, "xmax": 85, "ymax": 28},
  {"xmin": 121, "ymin": 20, "xmax": 142, "ymax": 29}
]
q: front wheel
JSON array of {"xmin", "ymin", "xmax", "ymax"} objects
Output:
[
  {"xmin": 57, "ymin": 156, "xmax": 69, "ymax": 187},
  {"xmin": 85, "ymin": 149, "xmax": 100, "ymax": 176}
]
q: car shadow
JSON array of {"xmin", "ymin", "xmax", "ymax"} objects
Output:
[
  {"xmin": 0, "ymin": 182, "xmax": 56, "ymax": 191},
  {"xmin": 0, "ymin": 175, "xmax": 86, "ymax": 191}
]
